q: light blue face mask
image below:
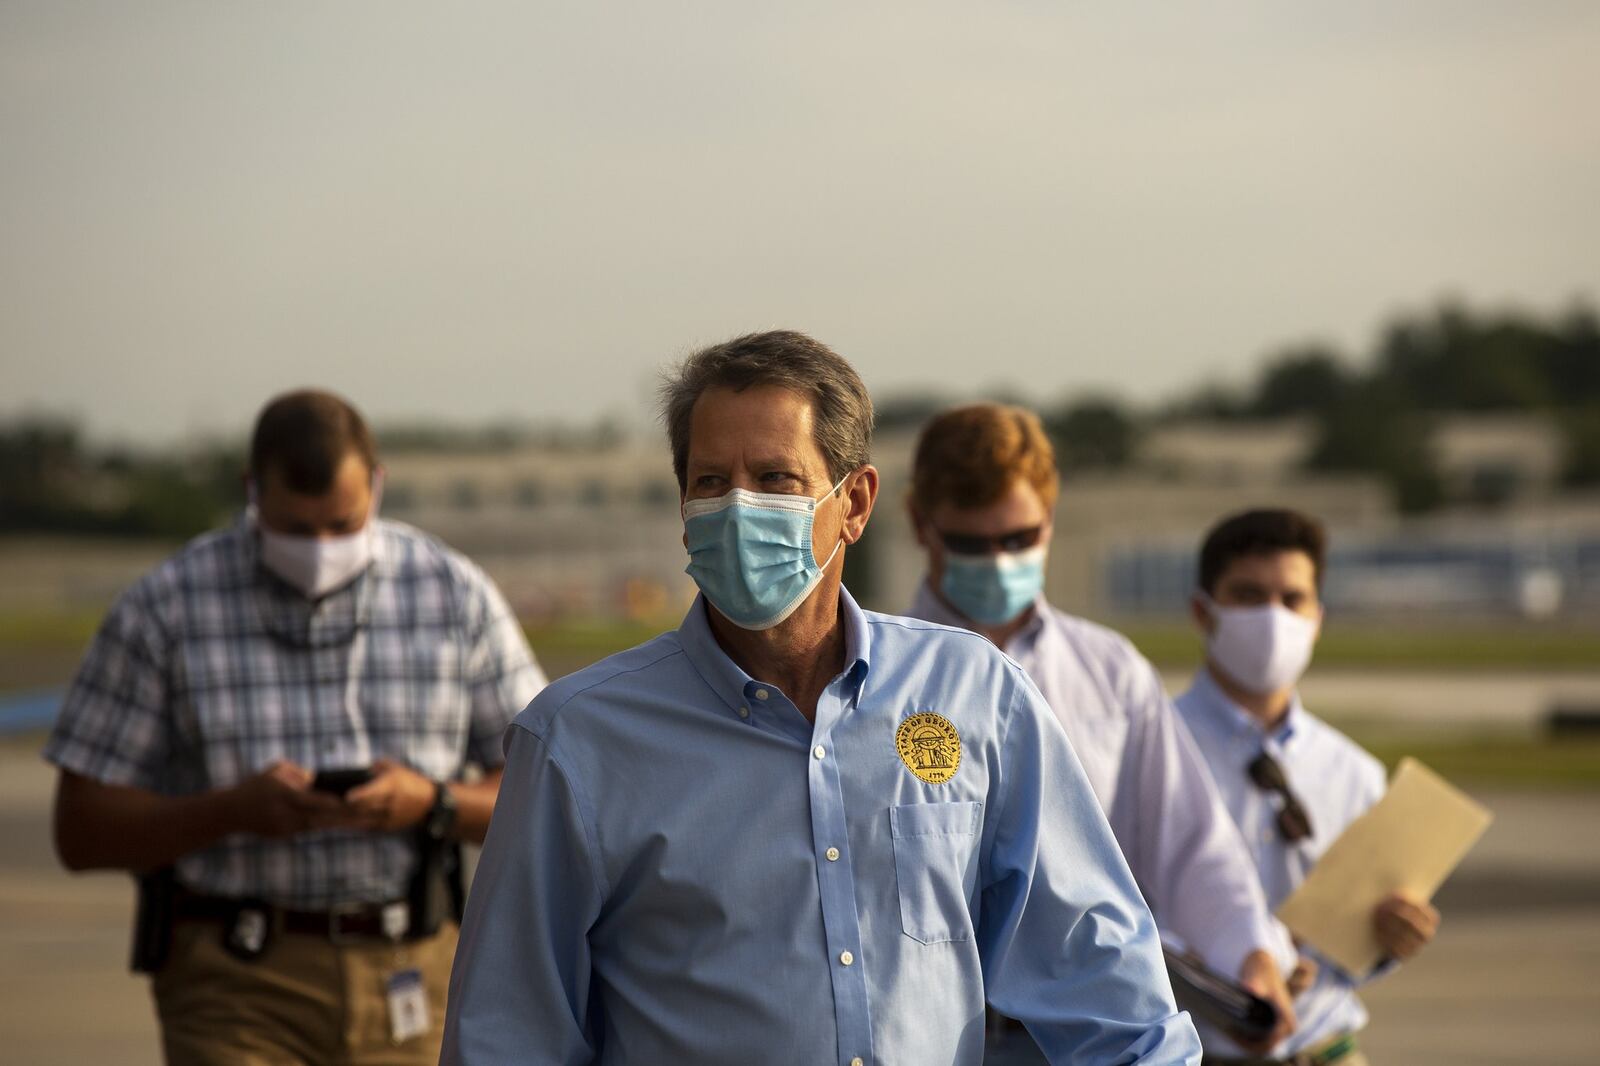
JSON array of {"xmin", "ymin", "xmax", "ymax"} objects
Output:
[
  {"xmin": 683, "ymin": 476, "xmax": 848, "ymax": 630},
  {"xmin": 939, "ymin": 546, "xmax": 1047, "ymax": 626}
]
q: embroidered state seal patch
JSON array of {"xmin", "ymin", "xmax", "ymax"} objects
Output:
[{"xmin": 895, "ymin": 711, "xmax": 961, "ymax": 784}]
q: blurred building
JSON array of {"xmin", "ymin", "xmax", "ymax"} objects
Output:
[
  {"xmin": 1100, "ymin": 416, "xmax": 1600, "ymax": 619},
  {"xmin": 3, "ymin": 416, "xmax": 1597, "ymax": 624}
]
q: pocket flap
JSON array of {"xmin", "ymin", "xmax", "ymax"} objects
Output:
[{"xmin": 889, "ymin": 800, "xmax": 982, "ymax": 840}]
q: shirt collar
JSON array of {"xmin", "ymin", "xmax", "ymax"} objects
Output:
[
  {"xmin": 676, "ymin": 587, "xmax": 872, "ymax": 720},
  {"xmin": 1189, "ymin": 665, "xmax": 1305, "ymax": 747},
  {"xmin": 233, "ymin": 510, "xmax": 394, "ymax": 648}
]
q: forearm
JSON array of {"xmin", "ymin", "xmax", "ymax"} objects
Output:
[
  {"xmin": 55, "ymin": 774, "xmax": 241, "ymax": 873},
  {"xmin": 448, "ymin": 769, "xmax": 505, "ymax": 845}
]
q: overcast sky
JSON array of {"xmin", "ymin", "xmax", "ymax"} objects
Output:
[{"xmin": 3, "ymin": 1, "xmax": 1597, "ymax": 445}]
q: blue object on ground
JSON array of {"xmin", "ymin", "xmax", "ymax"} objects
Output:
[{"xmin": 0, "ymin": 688, "xmax": 63, "ymax": 734}]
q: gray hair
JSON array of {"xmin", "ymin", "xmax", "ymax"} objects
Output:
[{"xmin": 659, "ymin": 330, "xmax": 875, "ymax": 492}]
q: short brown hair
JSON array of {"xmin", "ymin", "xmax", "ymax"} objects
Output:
[
  {"xmin": 659, "ymin": 331, "xmax": 874, "ymax": 492},
  {"xmin": 910, "ymin": 403, "xmax": 1060, "ymax": 516},
  {"xmin": 1198, "ymin": 508, "xmax": 1327, "ymax": 594},
  {"xmin": 250, "ymin": 389, "xmax": 377, "ymax": 494}
]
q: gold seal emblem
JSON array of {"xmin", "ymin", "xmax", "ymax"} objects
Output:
[{"xmin": 895, "ymin": 712, "xmax": 961, "ymax": 785}]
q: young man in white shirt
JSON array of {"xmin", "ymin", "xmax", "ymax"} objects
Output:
[{"xmin": 1174, "ymin": 508, "xmax": 1440, "ymax": 1066}]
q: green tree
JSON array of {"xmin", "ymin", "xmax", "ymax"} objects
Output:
[
  {"xmin": 1249, "ymin": 346, "xmax": 1348, "ymax": 417},
  {"xmin": 1045, "ymin": 398, "xmax": 1139, "ymax": 471},
  {"xmin": 1305, "ymin": 383, "xmax": 1444, "ymax": 513}
]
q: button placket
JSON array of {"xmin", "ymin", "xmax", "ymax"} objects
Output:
[{"xmin": 806, "ymin": 691, "xmax": 872, "ymax": 1064}]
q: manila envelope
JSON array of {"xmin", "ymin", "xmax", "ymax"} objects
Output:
[{"xmin": 1276, "ymin": 757, "xmax": 1492, "ymax": 976}]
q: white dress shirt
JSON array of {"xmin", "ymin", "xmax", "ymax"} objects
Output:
[
  {"xmin": 908, "ymin": 584, "xmax": 1293, "ymax": 979},
  {"xmin": 1175, "ymin": 668, "xmax": 1390, "ymax": 1057}
]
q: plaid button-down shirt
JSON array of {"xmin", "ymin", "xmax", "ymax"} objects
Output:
[{"xmin": 44, "ymin": 515, "xmax": 546, "ymax": 908}]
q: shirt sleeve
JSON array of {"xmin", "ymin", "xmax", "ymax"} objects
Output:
[
  {"xmin": 442, "ymin": 723, "xmax": 603, "ymax": 1065},
  {"xmin": 41, "ymin": 584, "xmax": 173, "ymax": 790},
  {"xmin": 979, "ymin": 668, "xmax": 1203, "ymax": 1065},
  {"xmin": 461, "ymin": 572, "xmax": 547, "ymax": 769},
  {"xmin": 1111, "ymin": 661, "xmax": 1296, "ymax": 977}
]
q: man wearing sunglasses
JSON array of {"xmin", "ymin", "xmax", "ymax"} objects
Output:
[
  {"xmin": 905, "ymin": 404, "xmax": 1298, "ymax": 1061},
  {"xmin": 1175, "ymin": 508, "xmax": 1440, "ymax": 1066}
]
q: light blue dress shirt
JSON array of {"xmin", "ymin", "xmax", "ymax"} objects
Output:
[
  {"xmin": 443, "ymin": 589, "xmax": 1201, "ymax": 1065},
  {"xmin": 1174, "ymin": 669, "xmax": 1389, "ymax": 1057},
  {"xmin": 908, "ymin": 585, "xmax": 1293, "ymax": 979}
]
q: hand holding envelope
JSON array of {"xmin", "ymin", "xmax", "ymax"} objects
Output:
[{"xmin": 1276, "ymin": 758, "xmax": 1492, "ymax": 976}]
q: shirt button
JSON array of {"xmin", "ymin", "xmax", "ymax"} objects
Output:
[
  {"xmin": 839, "ymin": 950, "xmax": 854, "ymax": 966},
  {"xmin": 754, "ymin": 688, "xmax": 769, "ymax": 700},
  {"xmin": 851, "ymin": 1059, "xmax": 865, "ymax": 1066},
  {"xmin": 737, "ymin": 706, "xmax": 750, "ymax": 719},
  {"xmin": 825, "ymin": 846, "xmax": 840, "ymax": 862},
  {"xmin": 813, "ymin": 745, "xmax": 826, "ymax": 759}
]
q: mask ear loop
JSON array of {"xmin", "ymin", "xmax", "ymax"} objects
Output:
[{"xmin": 818, "ymin": 472, "xmax": 854, "ymax": 569}]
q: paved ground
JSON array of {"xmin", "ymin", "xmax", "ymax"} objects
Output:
[{"xmin": 3, "ymin": 742, "xmax": 1598, "ymax": 1064}]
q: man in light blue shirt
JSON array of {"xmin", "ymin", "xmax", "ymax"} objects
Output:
[
  {"xmin": 442, "ymin": 331, "xmax": 1200, "ymax": 1065},
  {"xmin": 902, "ymin": 404, "xmax": 1297, "ymax": 1058},
  {"xmin": 1174, "ymin": 509, "xmax": 1440, "ymax": 1066}
]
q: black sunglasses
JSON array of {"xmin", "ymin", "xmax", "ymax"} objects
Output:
[
  {"xmin": 1248, "ymin": 753, "xmax": 1314, "ymax": 843},
  {"xmin": 936, "ymin": 525, "xmax": 1045, "ymax": 556}
]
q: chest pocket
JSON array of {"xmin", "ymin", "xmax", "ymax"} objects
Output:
[{"xmin": 889, "ymin": 801, "xmax": 982, "ymax": 945}]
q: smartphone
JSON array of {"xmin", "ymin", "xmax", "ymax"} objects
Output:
[{"xmin": 312, "ymin": 767, "xmax": 374, "ymax": 796}]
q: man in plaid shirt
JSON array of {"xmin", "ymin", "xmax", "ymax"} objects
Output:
[{"xmin": 45, "ymin": 389, "xmax": 546, "ymax": 1065}]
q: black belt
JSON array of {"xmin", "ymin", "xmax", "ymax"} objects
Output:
[{"xmin": 172, "ymin": 891, "xmax": 421, "ymax": 946}]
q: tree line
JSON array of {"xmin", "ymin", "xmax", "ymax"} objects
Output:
[
  {"xmin": 883, "ymin": 300, "xmax": 1600, "ymax": 512},
  {"xmin": 4, "ymin": 300, "xmax": 1598, "ymax": 537}
]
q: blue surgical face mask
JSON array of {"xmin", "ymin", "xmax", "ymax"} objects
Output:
[
  {"xmin": 939, "ymin": 546, "xmax": 1047, "ymax": 626},
  {"xmin": 683, "ymin": 476, "xmax": 848, "ymax": 630}
]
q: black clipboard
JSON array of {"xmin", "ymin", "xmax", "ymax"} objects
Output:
[{"xmin": 1162, "ymin": 947, "xmax": 1279, "ymax": 1044}]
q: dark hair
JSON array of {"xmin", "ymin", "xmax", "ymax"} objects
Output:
[
  {"xmin": 249, "ymin": 390, "xmax": 377, "ymax": 494},
  {"xmin": 1198, "ymin": 508, "xmax": 1327, "ymax": 594},
  {"xmin": 659, "ymin": 330, "xmax": 874, "ymax": 492}
]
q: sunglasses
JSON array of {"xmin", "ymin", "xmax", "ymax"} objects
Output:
[
  {"xmin": 936, "ymin": 525, "xmax": 1045, "ymax": 556},
  {"xmin": 1248, "ymin": 752, "xmax": 1314, "ymax": 843}
]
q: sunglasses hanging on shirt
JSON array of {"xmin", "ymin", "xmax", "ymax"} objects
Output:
[{"xmin": 1248, "ymin": 752, "xmax": 1314, "ymax": 842}]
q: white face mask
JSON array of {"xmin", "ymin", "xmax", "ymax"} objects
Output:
[
  {"xmin": 1202, "ymin": 595, "xmax": 1321, "ymax": 695},
  {"xmin": 250, "ymin": 476, "xmax": 381, "ymax": 600}
]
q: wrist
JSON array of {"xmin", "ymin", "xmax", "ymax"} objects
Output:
[{"xmin": 422, "ymin": 780, "xmax": 458, "ymax": 840}]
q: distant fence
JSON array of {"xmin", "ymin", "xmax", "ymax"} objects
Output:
[{"xmin": 1107, "ymin": 533, "xmax": 1600, "ymax": 618}]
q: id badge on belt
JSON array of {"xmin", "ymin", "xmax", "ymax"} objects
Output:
[{"xmin": 386, "ymin": 969, "xmax": 430, "ymax": 1044}]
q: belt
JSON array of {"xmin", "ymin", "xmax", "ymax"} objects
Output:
[
  {"xmin": 1207, "ymin": 1032, "xmax": 1359, "ymax": 1066},
  {"xmin": 172, "ymin": 891, "xmax": 419, "ymax": 945}
]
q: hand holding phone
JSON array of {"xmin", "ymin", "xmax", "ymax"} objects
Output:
[{"xmin": 312, "ymin": 767, "xmax": 374, "ymax": 797}]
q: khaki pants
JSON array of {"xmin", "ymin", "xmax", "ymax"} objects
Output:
[{"xmin": 152, "ymin": 919, "xmax": 458, "ymax": 1066}]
